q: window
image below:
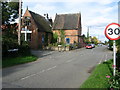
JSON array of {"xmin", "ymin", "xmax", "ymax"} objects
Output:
[
  {"xmin": 27, "ymin": 33, "xmax": 31, "ymax": 41},
  {"xmin": 23, "ymin": 16, "xmax": 31, "ymax": 26},
  {"xmin": 66, "ymin": 38, "xmax": 70, "ymax": 44},
  {"xmin": 42, "ymin": 34, "xmax": 44, "ymax": 43}
]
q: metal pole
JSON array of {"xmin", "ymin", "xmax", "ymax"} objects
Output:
[
  {"xmin": 18, "ymin": 0, "xmax": 22, "ymax": 45},
  {"xmin": 113, "ymin": 40, "xmax": 116, "ymax": 76}
]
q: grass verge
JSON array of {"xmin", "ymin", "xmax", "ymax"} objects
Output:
[
  {"xmin": 2, "ymin": 55, "xmax": 38, "ymax": 68},
  {"xmin": 80, "ymin": 59, "xmax": 113, "ymax": 88}
]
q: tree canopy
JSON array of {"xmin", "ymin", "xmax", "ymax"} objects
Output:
[
  {"xmin": 2, "ymin": 0, "xmax": 19, "ymax": 25},
  {"xmin": 2, "ymin": 0, "xmax": 20, "ymax": 57}
]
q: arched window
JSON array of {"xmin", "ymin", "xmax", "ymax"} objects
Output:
[{"xmin": 23, "ymin": 16, "xmax": 31, "ymax": 26}]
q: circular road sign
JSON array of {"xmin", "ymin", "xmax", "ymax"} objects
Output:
[{"xmin": 105, "ymin": 23, "xmax": 120, "ymax": 40}]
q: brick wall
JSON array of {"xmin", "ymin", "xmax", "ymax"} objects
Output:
[{"xmin": 53, "ymin": 30, "xmax": 80, "ymax": 44}]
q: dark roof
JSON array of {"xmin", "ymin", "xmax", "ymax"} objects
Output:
[
  {"xmin": 53, "ymin": 13, "xmax": 81, "ymax": 30},
  {"xmin": 29, "ymin": 10, "xmax": 52, "ymax": 33}
]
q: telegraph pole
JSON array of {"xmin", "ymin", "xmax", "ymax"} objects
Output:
[
  {"xmin": 18, "ymin": 0, "xmax": 22, "ymax": 45},
  {"xmin": 87, "ymin": 26, "xmax": 89, "ymax": 38}
]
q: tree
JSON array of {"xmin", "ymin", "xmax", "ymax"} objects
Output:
[
  {"xmin": 60, "ymin": 30, "xmax": 65, "ymax": 44},
  {"xmin": 2, "ymin": 1, "xmax": 20, "ymax": 57},
  {"xmin": 2, "ymin": 0, "xmax": 19, "ymax": 25},
  {"xmin": 104, "ymin": 41, "xmax": 108, "ymax": 45},
  {"xmin": 52, "ymin": 32, "xmax": 58, "ymax": 43},
  {"xmin": 91, "ymin": 36, "xmax": 99, "ymax": 44}
]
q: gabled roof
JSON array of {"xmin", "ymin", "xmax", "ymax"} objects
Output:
[
  {"xmin": 28, "ymin": 10, "xmax": 52, "ymax": 33},
  {"xmin": 52, "ymin": 13, "xmax": 81, "ymax": 30}
]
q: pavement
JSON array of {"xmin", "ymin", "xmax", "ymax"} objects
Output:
[{"xmin": 2, "ymin": 46, "xmax": 113, "ymax": 88}]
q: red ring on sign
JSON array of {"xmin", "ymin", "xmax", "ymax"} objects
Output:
[{"xmin": 105, "ymin": 23, "xmax": 120, "ymax": 40}]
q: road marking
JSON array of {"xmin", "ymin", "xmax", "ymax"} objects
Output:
[
  {"xmin": 40, "ymin": 70, "xmax": 45, "ymax": 73},
  {"xmin": 98, "ymin": 61, "xmax": 102, "ymax": 64},
  {"xmin": 20, "ymin": 73, "xmax": 37, "ymax": 80},
  {"xmin": 47, "ymin": 66, "xmax": 57, "ymax": 71},
  {"xmin": 66, "ymin": 60, "xmax": 73, "ymax": 63},
  {"xmin": 20, "ymin": 66, "xmax": 57, "ymax": 80},
  {"xmin": 98, "ymin": 55, "xmax": 105, "ymax": 64}
]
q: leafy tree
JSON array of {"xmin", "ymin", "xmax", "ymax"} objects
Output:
[
  {"xmin": 2, "ymin": 1, "xmax": 20, "ymax": 57},
  {"xmin": 60, "ymin": 30, "xmax": 65, "ymax": 44},
  {"xmin": 2, "ymin": 0, "xmax": 19, "ymax": 25},
  {"xmin": 52, "ymin": 32, "xmax": 58, "ymax": 43},
  {"xmin": 91, "ymin": 36, "xmax": 99, "ymax": 44},
  {"xmin": 104, "ymin": 41, "xmax": 108, "ymax": 45}
]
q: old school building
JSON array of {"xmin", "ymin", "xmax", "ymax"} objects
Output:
[
  {"xmin": 52, "ymin": 13, "xmax": 85, "ymax": 47},
  {"xmin": 21, "ymin": 8, "xmax": 52, "ymax": 49}
]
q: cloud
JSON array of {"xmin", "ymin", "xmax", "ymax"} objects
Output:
[
  {"xmin": 22, "ymin": 0, "xmax": 119, "ymax": 42},
  {"xmin": 23, "ymin": 0, "xmax": 117, "ymax": 5}
]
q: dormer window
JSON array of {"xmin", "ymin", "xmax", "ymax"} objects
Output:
[{"xmin": 23, "ymin": 16, "xmax": 31, "ymax": 26}]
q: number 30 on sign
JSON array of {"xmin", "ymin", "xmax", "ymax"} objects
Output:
[{"xmin": 105, "ymin": 23, "xmax": 120, "ymax": 40}]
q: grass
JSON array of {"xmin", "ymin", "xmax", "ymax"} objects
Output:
[
  {"xmin": 80, "ymin": 59, "xmax": 113, "ymax": 88},
  {"xmin": 2, "ymin": 55, "xmax": 38, "ymax": 68}
]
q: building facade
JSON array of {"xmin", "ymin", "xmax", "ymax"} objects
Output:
[
  {"xmin": 22, "ymin": 8, "xmax": 52, "ymax": 49},
  {"xmin": 52, "ymin": 13, "xmax": 85, "ymax": 47}
]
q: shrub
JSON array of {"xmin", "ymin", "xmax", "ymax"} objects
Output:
[
  {"xmin": 2, "ymin": 36, "xmax": 19, "ymax": 57},
  {"xmin": 18, "ymin": 41, "xmax": 31, "ymax": 56},
  {"xmin": 107, "ymin": 70, "xmax": 120, "ymax": 89},
  {"xmin": 52, "ymin": 32, "xmax": 58, "ymax": 43}
]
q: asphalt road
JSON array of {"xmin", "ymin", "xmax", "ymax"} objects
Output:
[{"xmin": 3, "ymin": 46, "xmax": 113, "ymax": 88}]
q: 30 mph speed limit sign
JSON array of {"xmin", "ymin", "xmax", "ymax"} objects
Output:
[{"xmin": 105, "ymin": 23, "xmax": 120, "ymax": 40}]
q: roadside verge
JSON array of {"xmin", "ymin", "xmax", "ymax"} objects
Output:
[{"xmin": 80, "ymin": 59, "xmax": 113, "ymax": 88}]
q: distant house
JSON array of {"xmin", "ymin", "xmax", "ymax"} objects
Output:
[
  {"xmin": 52, "ymin": 13, "xmax": 85, "ymax": 47},
  {"xmin": 22, "ymin": 8, "xmax": 52, "ymax": 49}
]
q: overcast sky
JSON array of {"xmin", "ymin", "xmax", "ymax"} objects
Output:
[{"xmin": 21, "ymin": 0, "xmax": 119, "ymax": 42}]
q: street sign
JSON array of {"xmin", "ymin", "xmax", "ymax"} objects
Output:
[
  {"xmin": 105, "ymin": 23, "xmax": 120, "ymax": 76},
  {"xmin": 105, "ymin": 23, "xmax": 120, "ymax": 40}
]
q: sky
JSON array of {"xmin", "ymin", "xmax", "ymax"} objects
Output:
[{"xmin": 21, "ymin": 0, "xmax": 120, "ymax": 42}]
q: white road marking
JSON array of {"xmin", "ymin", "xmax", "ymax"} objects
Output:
[
  {"xmin": 104, "ymin": 54, "xmax": 108, "ymax": 62},
  {"xmin": 98, "ymin": 55, "xmax": 105, "ymax": 64},
  {"xmin": 98, "ymin": 61, "xmax": 102, "ymax": 64},
  {"xmin": 20, "ymin": 73, "xmax": 37, "ymax": 80},
  {"xmin": 40, "ymin": 70, "xmax": 45, "ymax": 73},
  {"xmin": 66, "ymin": 60, "xmax": 73, "ymax": 63},
  {"xmin": 20, "ymin": 66, "xmax": 57, "ymax": 80},
  {"xmin": 47, "ymin": 66, "xmax": 57, "ymax": 71}
]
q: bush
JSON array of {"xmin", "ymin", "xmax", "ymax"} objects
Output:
[
  {"xmin": 2, "ymin": 37, "xmax": 19, "ymax": 57},
  {"xmin": 117, "ymin": 52, "xmax": 120, "ymax": 72},
  {"xmin": 108, "ymin": 70, "xmax": 120, "ymax": 89},
  {"xmin": 2, "ymin": 41, "xmax": 31, "ymax": 58},
  {"xmin": 18, "ymin": 41, "xmax": 31, "ymax": 56}
]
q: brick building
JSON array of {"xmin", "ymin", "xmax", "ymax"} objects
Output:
[
  {"xmin": 22, "ymin": 8, "xmax": 52, "ymax": 49},
  {"xmin": 52, "ymin": 13, "xmax": 85, "ymax": 47}
]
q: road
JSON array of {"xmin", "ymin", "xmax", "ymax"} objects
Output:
[{"xmin": 3, "ymin": 46, "xmax": 112, "ymax": 88}]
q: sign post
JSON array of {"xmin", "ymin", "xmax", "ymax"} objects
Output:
[
  {"xmin": 105, "ymin": 23, "xmax": 120, "ymax": 76},
  {"xmin": 113, "ymin": 40, "xmax": 116, "ymax": 76}
]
